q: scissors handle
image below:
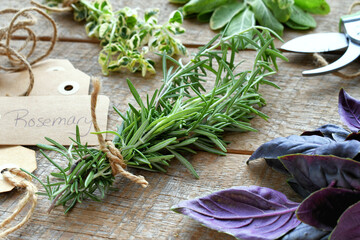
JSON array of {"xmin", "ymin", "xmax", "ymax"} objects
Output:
[{"xmin": 340, "ymin": 11, "xmax": 360, "ymax": 44}]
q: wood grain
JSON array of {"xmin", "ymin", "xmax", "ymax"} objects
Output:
[{"xmin": 1, "ymin": 0, "xmax": 360, "ymax": 239}]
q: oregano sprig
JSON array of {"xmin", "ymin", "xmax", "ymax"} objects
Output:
[
  {"xmin": 39, "ymin": 0, "xmax": 187, "ymax": 76},
  {"xmin": 32, "ymin": 27, "xmax": 287, "ymax": 212}
]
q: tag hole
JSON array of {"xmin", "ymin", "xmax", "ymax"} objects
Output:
[
  {"xmin": 58, "ymin": 81, "xmax": 80, "ymax": 95},
  {"xmin": 64, "ymin": 85, "xmax": 74, "ymax": 91}
]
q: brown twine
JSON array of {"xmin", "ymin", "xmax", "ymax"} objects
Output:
[
  {"xmin": 30, "ymin": 0, "xmax": 78, "ymax": 13},
  {"xmin": 0, "ymin": 168, "xmax": 37, "ymax": 238},
  {"xmin": 312, "ymin": 1, "xmax": 360, "ymax": 79},
  {"xmin": 0, "ymin": 7, "xmax": 57, "ymax": 96},
  {"xmin": 91, "ymin": 78, "xmax": 148, "ymax": 188}
]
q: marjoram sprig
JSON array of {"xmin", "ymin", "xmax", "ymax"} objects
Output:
[{"xmin": 40, "ymin": 0, "xmax": 187, "ymax": 76}]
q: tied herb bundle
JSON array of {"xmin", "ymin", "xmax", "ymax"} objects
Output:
[
  {"xmin": 37, "ymin": 0, "xmax": 187, "ymax": 76},
  {"xmin": 32, "ymin": 27, "xmax": 287, "ymax": 213}
]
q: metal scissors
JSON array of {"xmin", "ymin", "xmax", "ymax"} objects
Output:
[{"xmin": 281, "ymin": 12, "xmax": 360, "ymax": 76}]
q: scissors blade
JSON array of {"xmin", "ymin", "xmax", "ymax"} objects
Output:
[
  {"xmin": 302, "ymin": 40, "xmax": 360, "ymax": 76},
  {"xmin": 281, "ymin": 33, "xmax": 348, "ymax": 53}
]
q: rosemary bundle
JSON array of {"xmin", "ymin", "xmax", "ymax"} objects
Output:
[
  {"xmin": 38, "ymin": 0, "xmax": 187, "ymax": 76},
  {"xmin": 30, "ymin": 27, "xmax": 287, "ymax": 213}
]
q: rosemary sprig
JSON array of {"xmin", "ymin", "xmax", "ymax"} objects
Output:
[
  {"xmin": 42, "ymin": 0, "xmax": 187, "ymax": 76},
  {"xmin": 33, "ymin": 27, "xmax": 287, "ymax": 212}
]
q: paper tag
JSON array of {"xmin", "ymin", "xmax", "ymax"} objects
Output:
[
  {"xmin": 0, "ymin": 146, "xmax": 36, "ymax": 193},
  {"xmin": 0, "ymin": 95, "xmax": 110, "ymax": 145},
  {"xmin": 0, "ymin": 59, "xmax": 90, "ymax": 96}
]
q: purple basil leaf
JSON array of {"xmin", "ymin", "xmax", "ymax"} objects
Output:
[
  {"xmin": 338, "ymin": 88, "xmax": 360, "ymax": 132},
  {"xmin": 279, "ymin": 155, "xmax": 360, "ymax": 194},
  {"xmin": 301, "ymin": 124, "xmax": 350, "ymax": 141},
  {"xmin": 312, "ymin": 140, "xmax": 360, "ymax": 160},
  {"xmin": 171, "ymin": 186, "xmax": 300, "ymax": 240},
  {"xmin": 297, "ymin": 187, "xmax": 360, "ymax": 231},
  {"xmin": 314, "ymin": 124, "xmax": 350, "ymax": 141},
  {"xmin": 248, "ymin": 135, "xmax": 334, "ymax": 165},
  {"xmin": 247, "ymin": 135, "xmax": 360, "ymax": 173},
  {"xmin": 330, "ymin": 201, "xmax": 360, "ymax": 240},
  {"xmin": 281, "ymin": 222, "xmax": 330, "ymax": 240}
]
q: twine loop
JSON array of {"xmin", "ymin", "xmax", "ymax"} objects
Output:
[
  {"xmin": 91, "ymin": 78, "xmax": 148, "ymax": 188},
  {"xmin": 0, "ymin": 7, "xmax": 57, "ymax": 96},
  {"xmin": 0, "ymin": 168, "xmax": 37, "ymax": 238}
]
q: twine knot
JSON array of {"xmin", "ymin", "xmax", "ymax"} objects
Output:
[
  {"xmin": 0, "ymin": 168, "xmax": 37, "ymax": 238},
  {"xmin": 91, "ymin": 78, "xmax": 149, "ymax": 188}
]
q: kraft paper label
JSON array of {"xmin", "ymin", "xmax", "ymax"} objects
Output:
[{"xmin": 0, "ymin": 95, "xmax": 109, "ymax": 145}]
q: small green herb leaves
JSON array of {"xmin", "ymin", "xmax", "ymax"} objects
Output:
[{"xmin": 43, "ymin": 0, "xmax": 187, "ymax": 76}]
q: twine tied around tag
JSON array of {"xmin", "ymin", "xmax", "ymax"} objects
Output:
[
  {"xmin": 0, "ymin": 7, "xmax": 57, "ymax": 96},
  {"xmin": 90, "ymin": 78, "xmax": 148, "ymax": 188},
  {"xmin": 312, "ymin": 1, "xmax": 360, "ymax": 79},
  {"xmin": 0, "ymin": 168, "xmax": 37, "ymax": 238}
]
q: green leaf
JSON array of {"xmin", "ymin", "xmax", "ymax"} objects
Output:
[
  {"xmin": 127, "ymin": 79, "xmax": 145, "ymax": 109},
  {"xmin": 85, "ymin": 171, "xmax": 95, "ymax": 188},
  {"xmin": 144, "ymin": 137, "xmax": 178, "ymax": 153},
  {"xmin": 294, "ymin": 0, "xmax": 330, "ymax": 14},
  {"xmin": 210, "ymin": 1, "xmax": 246, "ymax": 30},
  {"xmin": 169, "ymin": 10, "xmax": 184, "ymax": 24},
  {"xmin": 263, "ymin": 0, "xmax": 293, "ymax": 22},
  {"xmin": 168, "ymin": 149, "xmax": 199, "ymax": 179},
  {"xmin": 247, "ymin": 0, "xmax": 284, "ymax": 35},
  {"xmin": 285, "ymin": 19, "xmax": 310, "ymax": 29},
  {"xmin": 288, "ymin": 4, "xmax": 316, "ymax": 28},
  {"xmin": 183, "ymin": 0, "xmax": 230, "ymax": 16},
  {"xmin": 225, "ymin": 7, "xmax": 255, "ymax": 36}
]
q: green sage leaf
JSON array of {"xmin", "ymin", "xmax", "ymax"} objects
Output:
[
  {"xmin": 247, "ymin": 0, "xmax": 284, "ymax": 35},
  {"xmin": 294, "ymin": 0, "xmax": 330, "ymax": 15},
  {"xmin": 263, "ymin": 0, "xmax": 293, "ymax": 23},
  {"xmin": 183, "ymin": 0, "xmax": 230, "ymax": 16},
  {"xmin": 225, "ymin": 7, "xmax": 255, "ymax": 36},
  {"xmin": 210, "ymin": 1, "xmax": 246, "ymax": 30},
  {"xmin": 288, "ymin": 4, "xmax": 316, "ymax": 28}
]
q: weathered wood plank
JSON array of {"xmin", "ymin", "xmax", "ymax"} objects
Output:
[{"xmin": 2, "ymin": 0, "xmax": 355, "ymax": 45}]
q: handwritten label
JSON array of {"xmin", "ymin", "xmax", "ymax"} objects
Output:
[
  {"xmin": 0, "ymin": 59, "xmax": 90, "ymax": 96},
  {"xmin": 0, "ymin": 95, "xmax": 109, "ymax": 145},
  {"xmin": 0, "ymin": 146, "xmax": 36, "ymax": 193}
]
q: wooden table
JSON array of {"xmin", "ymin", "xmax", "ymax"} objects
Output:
[{"xmin": 1, "ymin": 0, "xmax": 359, "ymax": 239}]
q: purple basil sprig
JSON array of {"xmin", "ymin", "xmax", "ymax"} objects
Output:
[
  {"xmin": 172, "ymin": 186, "xmax": 300, "ymax": 240},
  {"xmin": 338, "ymin": 88, "xmax": 360, "ymax": 132}
]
